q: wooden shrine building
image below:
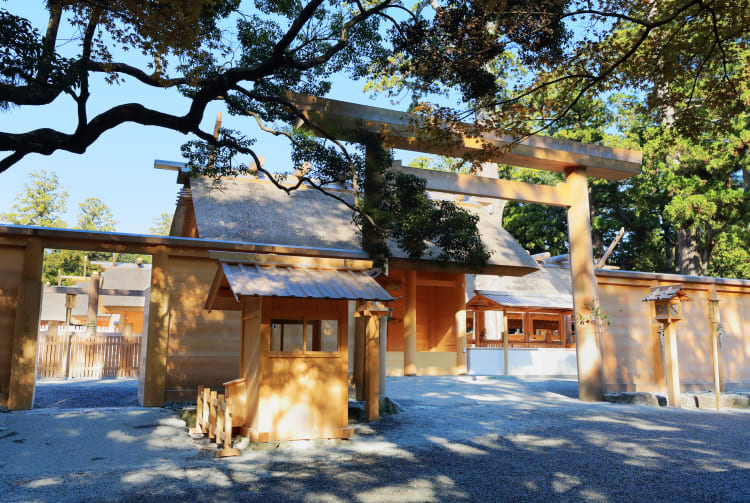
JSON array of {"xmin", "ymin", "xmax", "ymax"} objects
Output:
[
  {"xmin": 467, "ymin": 290, "xmax": 575, "ymax": 348},
  {"xmin": 204, "ymin": 252, "xmax": 392, "ymax": 440}
]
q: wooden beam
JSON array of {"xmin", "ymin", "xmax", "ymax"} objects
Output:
[
  {"xmin": 364, "ymin": 314, "xmax": 379, "ymax": 421},
  {"xmin": 207, "ymin": 250, "xmax": 374, "ymax": 271},
  {"xmin": 354, "ymin": 303, "xmax": 366, "ymax": 401},
  {"xmin": 8, "ymin": 238, "xmax": 43, "ymax": 410},
  {"xmin": 503, "ymin": 309, "xmax": 509, "ymax": 376},
  {"xmin": 286, "ymin": 92, "xmax": 642, "ymax": 181},
  {"xmin": 565, "ymin": 167, "xmax": 604, "ymax": 401},
  {"xmin": 87, "ymin": 272, "xmax": 100, "ymax": 334},
  {"xmin": 455, "ymin": 274, "xmax": 467, "ymax": 375},
  {"xmin": 663, "ymin": 321, "xmax": 681, "ymax": 407},
  {"xmin": 241, "ymin": 296, "xmax": 262, "ymax": 432},
  {"xmin": 140, "ymin": 252, "xmax": 170, "ymax": 407},
  {"xmin": 708, "ymin": 290, "xmax": 722, "ymax": 411},
  {"xmin": 394, "ymin": 165, "xmax": 571, "ymax": 207},
  {"xmin": 404, "ymin": 270, "xmax": 417, "ymax": 376},
  {"xmin": 596, "ymin": 226, "xmax": 625, "ymax": 268}
]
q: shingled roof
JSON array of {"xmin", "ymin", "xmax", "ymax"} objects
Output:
[{"xmin": 189, "ymin": 176, "xmax": 539, "ymax": 275}]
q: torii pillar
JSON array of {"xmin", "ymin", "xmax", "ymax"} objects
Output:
[{"xmin": 565, "ymin": 167, "xmax": 604, "ymax": 401}]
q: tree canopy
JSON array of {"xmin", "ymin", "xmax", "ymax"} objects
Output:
[{"xmin": 1, "ymin": 1, "xmax": 748, "ymax": 267}]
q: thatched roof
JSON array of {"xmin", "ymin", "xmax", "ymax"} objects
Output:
[{"xmin": 189, "ymin": 176, "xmax": 538, "ymax": 274}]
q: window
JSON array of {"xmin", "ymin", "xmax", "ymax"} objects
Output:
[{"xmin": 270, "ymin": 318, "xmax": 338, "ymax": 352}]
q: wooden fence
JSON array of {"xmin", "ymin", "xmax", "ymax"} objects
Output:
[{"xmin": 36, "ymin": 331, "xmax": 142, "ymax": 378}]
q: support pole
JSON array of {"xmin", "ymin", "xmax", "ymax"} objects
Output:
[
  {"xmin": 354, "ymin": 301, "xmax": 366, "ymax": 400},
  {"xmin": 379, "ymin": 314, "xmax": 387, "ymax": 395},
  {"xmin": 365, "ymin": 315, "xmax": 380, "ymax": 421},
  {"xmin": 708, "ymin": 291, "xmax": 721, "ymax": 411},
  {"xmin": 503, "ymin": 309, "xmax": 509, "ymax": 376},
  {"xmin": 404, "ymin": 270, "xmax": 418, "ymax": 376},
  {"xmin": 663, "ymin": 321, "xmax": 681, "ymax": 407},
  {"xmin": 455, "ymin": 274, "xmax": 467, "ymax": 375},
  {"xmin": 140, "ymin": 251, "xmax": 170, "ymax": 407},
  {"xmin": 87, "ymin": 271, "xmax": 100, "ymax": 335},
  {"xmin": 565, "ymin": 166, "xmax": 604, "ymax": 401},
  {"xmin": 8, "ymin": 237, "xmax": 43, "ymax": 410},
  {"xmin": 241, "ymin": 297, "xmax": 262, "ymax": 432}
]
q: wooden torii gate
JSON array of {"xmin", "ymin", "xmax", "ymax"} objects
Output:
[{"xmin": 286, "ymin": 93, "xmax": 643, "ymax": 401}]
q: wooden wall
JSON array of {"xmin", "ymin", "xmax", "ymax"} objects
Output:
[
  {"xmin": 258, "ymin": 297, "xmax": 349, "ymax": 441},
  {"xmin": 0, "ymin": 246, "xmax": 25, "ymax": 407},
  {"xmin": 164, "ymin": 256, "xmax": 241, "ymax": 402},
  {"xmin": 386, "ymin": 268, "xmax": 461, "ymax": 353},
  {"xmin": 597, "ymin": 272, "xmax": 750, "ymax": 392}
]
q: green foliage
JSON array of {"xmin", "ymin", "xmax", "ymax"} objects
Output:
[
  {"xmin": 0, "ymin": 170, "xmax": 68, "ymax": 227},
  {"xmin": 149, "ymin": 212, "xmax": 174, "ymax": 236},
  {"xmin": 76, "ymin": 197, "xmax": 117, "ymax": 231}
]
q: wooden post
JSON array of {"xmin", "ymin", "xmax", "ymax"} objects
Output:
[
  {"xmin": 365, "ymin": 314, "xmax": 379, "ymax": 421},
  {"xmin": 708, "ymin": 291, "xmax": 721, "ymax": 411},
  {"xmin": 208, "ymin": 389, "xmax": 218, "ymax": 440},
  {"xmin": 8, "ymin": 237, "xmax": 44, "ymax": 410},
  {"xmin": 565, "ymin": 166, "xmax": 604, "ymax": 401},
  {"xmin": 190, "ymin": 385, "xmax": 205, "ymax": 436},
  {"xmin": 354, "ymin": 302, "xmax": 366, "ymax": 400},
  {"xmin": 87, "ymin": 271, "xmax": 100, "ymax": 335},
  {"xmin": 522, "ymin": 312, "xmax": 531, "ymax": 343},
  {"xmin": 140, "ymin": 251, "xmax": 170, "ymax": 407},
  {"xmin": 404, "ymin": 269, "xmax": 417, "ymax": 376},
  {"xmin": 663, "ymin": 321, "xmax": 681, "ymax": 407},
  {"xmin": 241, "ymin": 296, "xmax": 262, "ymax": 434},
  {"xmin": 455, "ymin": 274, "xmax": 467, "ymax": 375},
  {"xmin": 503, "ymin": 309, "xmax": 509, "ymax": 376},
  {"xmin": 379, "ymin": 314, "xmax": 387, "ymax": 396}
]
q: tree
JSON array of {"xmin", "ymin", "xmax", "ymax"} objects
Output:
[
  {"xmin": 149, "ymin": 212, "xmax": 173, "ymax": 236},
  {"xmin": 0, "ymin": 169, "xmax": 68, "ymax": 227},
  {"xmin": 2, "ymin": 1, "xmax": 748, "ymax": 266},
  {"xmin": 77, "ymin": 197, "xmax": 117, "ymax": 231}
]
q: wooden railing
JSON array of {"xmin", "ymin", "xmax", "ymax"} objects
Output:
[
  {"xmin": 475, "ymin": 340, "xmax": 574, "ymax": 349},
  {"xmin": 190, "ymin": 385, "xmax": 241, "ymax": 457},
  {"xmin": 36, "ymin": 331, "xmax": 141, "ymax": 378}
]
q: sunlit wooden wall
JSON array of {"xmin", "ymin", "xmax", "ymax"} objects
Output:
[
  {"xmin": 0, "ymin": 245, "xmax": 25, "ymax": 407},
  {"xmin": 598, "ymin": 272, "xmax": 750, "ymax": 392},
  {"xmin": 163, "ymin": 256, "xmax": 241, "ymax": 402}
]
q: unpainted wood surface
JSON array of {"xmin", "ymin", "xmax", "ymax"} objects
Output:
[{"xmin": 0, "ymin": 246, "xmax": 25, "ymax": 407}]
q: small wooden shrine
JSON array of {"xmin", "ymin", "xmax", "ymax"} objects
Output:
[
  {"xmin": 204, "ymin": 251, "xmax": 392, "ymax": 442},
  {"xmin": 643, "ymin": 284, "xmax": 689, "ymax": 407}
]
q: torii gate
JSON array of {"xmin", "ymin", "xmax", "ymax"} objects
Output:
[{"xmin": 287, "ymin": 93, "xmax": 642, "ymax": 401}]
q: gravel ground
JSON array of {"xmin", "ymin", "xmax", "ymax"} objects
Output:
[
  {"xmin": 33, "ymin": 378, "xmax": 139, "ymax": 409},
  {"xmin": 3, "ymin": 376, "xmax": 749, "ymax": 503}
]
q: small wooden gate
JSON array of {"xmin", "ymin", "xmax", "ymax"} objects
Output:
[{"xmin": 36, "ymin": 331, "xmax": 142, "ymax": 378}]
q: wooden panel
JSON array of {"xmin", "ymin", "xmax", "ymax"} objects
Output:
[
  {"xmin": 0, "ymin": 246, "xmax": 25, "ymax": 407},
  {"xmin": 164, "ymin": 256, "xmax": 241, "ymax": 402},
  {"xmin": 257, "ymin": 297, "xmax": 349, "ymax": 441},
  {"xmin": 8, "ymin": 238, "xmax": 43, "ymax": 410},
  {"xmin": 718, "ymin": 292, "xmax": 750, "ymax": 384}
]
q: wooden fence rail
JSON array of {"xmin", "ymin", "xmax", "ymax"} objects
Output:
[{"xmin": 36, "ymin": 332, "xmax": 142, "ymax": 378}]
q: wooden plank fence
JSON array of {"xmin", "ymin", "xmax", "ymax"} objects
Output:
[{"xmin": 36, "ymin": 331, "xmax": 142, "ymax": 378}]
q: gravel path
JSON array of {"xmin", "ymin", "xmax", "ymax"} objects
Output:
[
  {"xmin": 3, "ymin": 376, "xmax": 749, "ymax": 502},
  {"xmin": 33, "ymin": 378, "xmax": 139, "ymax": 408}
]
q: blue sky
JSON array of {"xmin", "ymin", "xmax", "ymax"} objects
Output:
[{"xmin": 0, "ymin": 2, "xmax": 423, "ymax": 234}]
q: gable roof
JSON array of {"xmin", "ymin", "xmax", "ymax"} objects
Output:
[
  {"xmin": 189, "ymin": 176, "xmax": 539, "ymax": 275},
  {"xmin": 467, "ymin": 290, "xmax": 573, "ymax": 312}
]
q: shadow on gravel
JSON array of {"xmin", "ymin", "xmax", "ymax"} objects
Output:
[
  {"xmin": 6, "ymin": 376, "xmax": 749, "ymax": 502},
  {"xmin": 34, "ymin": 378, "xmax": 139, "ymax": 409}
]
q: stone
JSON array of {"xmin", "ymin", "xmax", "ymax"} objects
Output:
[
  {"xmin": 603, "ymin": 392, "xmax": 661, "ymax": 407},
  {"xmin": 379, "ymin": 396, "xmax": 404, "ymax": 416},
  {"xmin": 348, "ymin": 400, "xmax": 366, "ymax": 423},
  {"xmin": 694, "ymin": 392, "xmax": 750, "ymax": 410}
]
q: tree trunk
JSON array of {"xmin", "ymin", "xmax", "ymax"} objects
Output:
[{"xmin": 677, "ymin": 227, "xmax": 703, "ymax": 276}]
